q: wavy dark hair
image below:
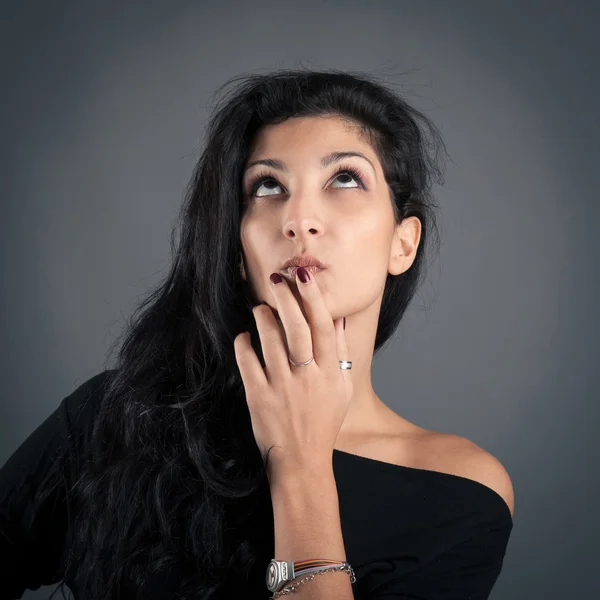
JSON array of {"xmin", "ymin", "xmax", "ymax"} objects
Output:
[{"xmin": 45, "ymin": 67, "xmax": 447, "ymax": 599}]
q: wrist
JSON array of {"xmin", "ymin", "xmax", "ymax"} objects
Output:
[{"xmin": 269, "ymin": 460, "xmax": 336, "ymax": 494}]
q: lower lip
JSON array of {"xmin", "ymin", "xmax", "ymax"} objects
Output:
[{"xmin": 280, "ymin": 265, "xmax": 325, "ymax": 279}]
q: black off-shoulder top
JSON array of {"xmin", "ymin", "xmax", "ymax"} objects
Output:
[{"xmin": 0, "ymin": 371, "xmax": 513, "ymax": 599}]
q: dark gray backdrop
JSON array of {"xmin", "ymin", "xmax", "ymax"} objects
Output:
[{"xmin": 1, "ymin": 1, "xmax": 598, "ymax": 598}]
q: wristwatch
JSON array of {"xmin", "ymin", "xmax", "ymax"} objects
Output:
[{"xmin": 266, "ymin": 559, "xmax": 295, "ymax": 593}]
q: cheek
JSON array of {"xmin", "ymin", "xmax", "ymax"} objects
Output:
[
  {"xmin": 240, "ymin": 222, "xmax": 267, "ymax": 262},
  {"xmin": 239, "ymin": 227, "xmax": 276, "ymax": 298},
  {"xmin": 345, "ymin": 211, "xmax": 392, "ymax": 256},
  {"xmin": 338, "ymin": 218, "xmax": 394, "ymax": 286}
]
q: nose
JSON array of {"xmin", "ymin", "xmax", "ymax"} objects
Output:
[{"xmin": 282, "ymin": 203, "xmax": 324, "ymax": 240}]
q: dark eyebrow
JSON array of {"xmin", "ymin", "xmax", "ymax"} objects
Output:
[{"xmin": 244, "ymin": 151, "xmax": 376, "ymax": 175}]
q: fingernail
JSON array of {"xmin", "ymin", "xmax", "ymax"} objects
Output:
[
  {"xmin": 270, "ymin": 273, "xmax": 282, "ymax": 284},
  {"xmin": 343, "ymin": 317, "xmax": 346, "ymax": 330},
  {"xmin": 297, "ymin": 266, "xmax": 310, "ymax": 283}
]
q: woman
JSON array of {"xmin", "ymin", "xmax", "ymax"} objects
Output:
[{"xmin": 0, "ymin": 68, "xmax": 514, "ymax": 599}]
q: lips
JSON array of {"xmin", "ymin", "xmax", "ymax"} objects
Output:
[
  {"xmin": 281, "ymin": 254, "xmax": 326, "ymax": 269},
  {"xmin": 280, "ymin": 265, "xmax": 324, "ymax": 280},
  {"xmin": 279, "ymin": 253, "xmax": 327, "ymax": 281}
]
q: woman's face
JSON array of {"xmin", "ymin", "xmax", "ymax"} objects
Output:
[{"xmin": 240, "ymin": 115, "xmax": 411, "ymax": 322}]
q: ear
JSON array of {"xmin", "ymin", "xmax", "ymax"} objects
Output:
[{"xmin": 389, "ymin": 216, "xmax": 422, "ymax": 276}]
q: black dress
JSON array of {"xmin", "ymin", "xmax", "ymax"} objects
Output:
[{"xmin": 0, "ymin": 371, "xmax": 513, "ymax": 599}]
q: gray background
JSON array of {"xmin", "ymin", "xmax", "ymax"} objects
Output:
[{"xmin": 1, "ymin": 0, "xmax": 598, "ymax": 598}]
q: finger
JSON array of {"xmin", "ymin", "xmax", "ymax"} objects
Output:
[
  {"xmin": 233, "ymin": 331, "xmax": 268, "ymax": 397},
  {"xmin": 267, "ymin": 273, "xmax": 313, "ymax": 372},
  {"xmin": 334, "ymin": 317, "xmax": 353, "ymax": 397},
  {"xmin": 334, "ymin": 317, "xmax": 350, "ymax": 369},
  {"xmin": 293, "ymin": 267, "xmax": 337, "ymax": 370},
  {"xmin": 252, "ymin": 303, "xmax": 290, "ymax": 382}
]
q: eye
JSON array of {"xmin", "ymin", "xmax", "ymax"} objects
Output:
[
  {"xmin": 250, "ymin": 176, "xmax": 281, "ymax": 198},
  {"xmin": 330, "ymin": 166, "xmax": 364, "ymax": 190},
  {"xmin": 247, "ymin": 164, "xmax": 366, "ymax": 199}
]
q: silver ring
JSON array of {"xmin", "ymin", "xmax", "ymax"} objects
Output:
[
  {"xmin": 288, "ymin": 355, "xmax": 314, "ymax": 367},
  {"xmin": 288, "ymin": 356, "xmax": 352, "ymax": 370}
]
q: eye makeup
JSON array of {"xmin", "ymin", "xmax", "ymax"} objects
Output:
[{"xmin": 246, "ymin": 163, "xmax": 368, "ymax": 199}]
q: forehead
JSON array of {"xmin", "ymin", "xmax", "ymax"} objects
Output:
[{"xmin": 246, "ymin": 115, "xmax": 374, "ymax": 161}]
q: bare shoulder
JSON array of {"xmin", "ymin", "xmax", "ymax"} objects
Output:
[
  {"xmin": 420, "ymin": 432, "xmax": 515, "ymax": 517},
  {"xmin": 337, "ymin": 410, "xmax": 515, "ymax": 518}
]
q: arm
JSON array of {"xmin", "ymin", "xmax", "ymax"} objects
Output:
[
  {"xmin": 0, "ymin": 397, "xmax": 71, "ymax": 598},
  {"xmin": 360, "ymin": 521, "xmax": 513, "ymax": 600},
  {"xmin": 0, "ymin": 371, "xmax": 110, "ymax": 599},
  {"xmin": 353, "ymin": 443, "xmax": 515, "ymax": 600},
  {"xmin": 271, "ymin": 463, "xmax": 354, "ymax": 600}
]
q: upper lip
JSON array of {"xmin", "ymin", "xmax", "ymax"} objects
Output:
[{"xmin": 281, "ymin": 254, "xmax": 326, "ymax": 270}]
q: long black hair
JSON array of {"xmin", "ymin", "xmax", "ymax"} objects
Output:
[{"xmin": 47, "ymin": 67, "xmax": 447, "ymax": 599}]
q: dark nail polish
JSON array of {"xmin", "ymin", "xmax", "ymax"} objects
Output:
[
  {"xmin": 297, "ymin": 266, "xmax": 310, "ymax": 283},
  {"xmin": 270, "ymin": 272, "xmax": 282, "ymax": 284}
]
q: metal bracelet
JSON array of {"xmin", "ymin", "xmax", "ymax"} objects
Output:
[{"xmin": 270, "ymin": 563, "xmax": 356, "ymax": 599}]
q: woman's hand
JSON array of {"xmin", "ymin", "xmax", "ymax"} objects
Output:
[{"xmin": 233, "ymin": 266, "xmax": 352, "ymax": 485}]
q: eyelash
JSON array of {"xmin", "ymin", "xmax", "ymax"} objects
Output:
[{"xmin": 246, "ymin": 163, "xmax": 367, "ymax": 199}]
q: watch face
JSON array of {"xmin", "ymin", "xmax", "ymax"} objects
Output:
[{"xmin": 266, "ymin": 562, "xmax": 277, "ymax": 589}]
